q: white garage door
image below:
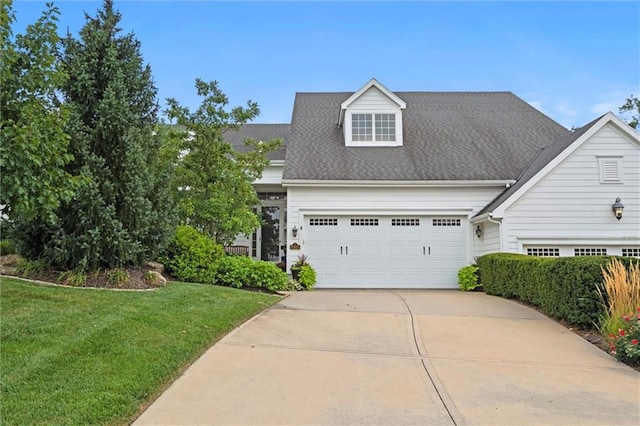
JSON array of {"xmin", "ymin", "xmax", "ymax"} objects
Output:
[{"xmin": 304, "ymin": 216, "xmax": 467, "ymax": 288}]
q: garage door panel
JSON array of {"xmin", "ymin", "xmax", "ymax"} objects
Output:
[{"xmin": 306, "ymin": 215, "xmax": 467, "ymax": 289}]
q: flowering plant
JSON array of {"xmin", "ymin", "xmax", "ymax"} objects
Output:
[{"xmin": 608, "ymin": 307, "xmax": 640, "ymax": 366}]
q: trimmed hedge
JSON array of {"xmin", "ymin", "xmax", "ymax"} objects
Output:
[{"xmin": 477, "ymin": 253, "xmax": 636, "ymax": 328}]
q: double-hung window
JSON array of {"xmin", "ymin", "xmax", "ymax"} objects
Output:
[{"xmin": 351, "ymin": 113, "xmax": 396, "ymax": 142}]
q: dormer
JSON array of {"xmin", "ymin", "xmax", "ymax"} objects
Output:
[{"xmin": 338, "ymin": 78, "xmax": 406, "ymax": 147}]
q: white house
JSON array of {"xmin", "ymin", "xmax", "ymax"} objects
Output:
[{"xmin": 226, "ymin": 79, "xmax": 640, "ymax": 289}]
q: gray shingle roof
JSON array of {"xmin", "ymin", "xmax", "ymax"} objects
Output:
[
  {"xmin": 223, "ymin": 124, "xmax": 289, "ymax": 161},
  {"xmin": 475, "ymin": 114, "xmax": 604, "ymax": 217},
  {"xmin": 282, "ymin": 91, "xmax": 569, "ymax": 181}
]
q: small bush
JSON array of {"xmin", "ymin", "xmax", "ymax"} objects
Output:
[
  {"xmin": 280, "ymin": 279, "xmax": 303, "ymax": 291},
  {"xmin": 160, "ymin": 225, "xmax": 224, "ymax": 284},
  {"xmin": 609, "ymin": 308, "xmax": 640, "ymax": 367},
  {"xmin": 14, "ymin": 259, "xmax": 46, "ymax": 276},
  {"xmin": 106, "ymin": 268, "xmax": 129, "ymax": 287},
  {"xmin": 297, "ymin": 265, "xmax": 317, "ymax": 290},
  {"xmin": 0, "ymin": 240, "xmax": 16, "ymax": 255},
  {"xmin": 215, "ymin": 256, "xmax": 288, "ymax": 291},
  {"xmin": 214, "ymin": 256, "xmax": 253, "ymax": 288},
  {"xmin": 58, "ymin": 270, "xmax": 88, "ymax": 287},
  {"xmin": 457, "ymin": 264, "xmax": 480, "ymax": 291},
  {"xmin": 251, "ymin": 261, "xmax": 289, "ymax": 291}
]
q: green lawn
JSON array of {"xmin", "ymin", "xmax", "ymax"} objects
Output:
[{"xmin": 0, "ymin": 278, "xmax": 281, "ymax": 425}]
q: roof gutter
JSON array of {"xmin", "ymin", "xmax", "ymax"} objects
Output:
[{"xmin": 282, "ymin": 179, "xmax": 516, "ymax": 188}]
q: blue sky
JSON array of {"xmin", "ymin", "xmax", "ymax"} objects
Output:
[{"xmin": 12, "ymin": 0, "xmax": 640, "ymax": 129}]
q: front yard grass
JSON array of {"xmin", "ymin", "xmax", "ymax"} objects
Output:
[{"xmin": 0, "ymin": 277, "xmax": 281, "ymax": 425}]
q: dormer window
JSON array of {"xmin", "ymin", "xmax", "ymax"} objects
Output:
[
  {"xmin": 339, "ymin": 78, "xmax": 406, "ymax": 147},
  {"xmin": 352, "ymin": 113, "xmax": 396, "ymax": 142}
]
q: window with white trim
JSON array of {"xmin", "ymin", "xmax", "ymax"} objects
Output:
[
  {"xmin": 352, "ymin": 114, "xmax": 373, "ymax": 141},
  {"xmin": 574, "ymin": 248, "xmax": 607, "ymax": 256},
  {"xmin": 597, "ymin": 157, "xmax": 623, "ymax": 183},
  {"xmin": 351, "ymin": 113, "xmax": 396, "ymax": 142},
  {"xmin": 622, "ymin": 248, "xmax": 640, "ymax": 257},
  {"xmin": 527, "ymin": 248, "xmax": 560, "ymax": 257}
]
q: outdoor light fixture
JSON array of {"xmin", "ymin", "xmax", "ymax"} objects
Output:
[
  {"xmin": 292, "ymin": 225, "xmax": 299, "ymax": 238},
  {"xmin": 612, "ymin": 197, "xmax": 624, "ymax": 221},
  {"xmin": 475, "ymin": 225, "xmax": 483, "ymax": 238}
]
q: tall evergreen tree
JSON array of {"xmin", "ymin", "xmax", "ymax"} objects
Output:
[{"xmin": 17, "ymin": 0, "xmax": 174, "ymax": 269}]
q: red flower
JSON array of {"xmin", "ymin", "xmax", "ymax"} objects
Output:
[
  {"xmin": 619, "ymin": 329, "xmax": 626, "ymax": 336},
  {"xmin": 637, "ymin": 307, "xmax": 640, "ymax": 312},
  {"xmin": 632, "ymin": 339, "xmax": 639, "ymax": 345},
  {"xmin": 624, "ymin": 315, "xmax": 630, "ymax": 322}
]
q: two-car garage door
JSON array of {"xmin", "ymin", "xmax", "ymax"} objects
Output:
[{"xmin": 304, "ymin": 216, "xmax": 467, "ymax": 288}]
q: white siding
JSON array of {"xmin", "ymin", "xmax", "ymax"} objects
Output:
[
  {"xmin": 349, "ymin": 87, "xmax": 399, "ymax": 111},
  {"xmin": 504, "ymin": 124, "xmax": 640, "ymax": 253},
  {"xmin": 286, "ymin": 185, "xmax": 504, "ymax": 270},
  {"xmin": 472, "ymin": 220, "xmax": 501, "ymax": 258},
  {"xmin": 254, "ymin": 164, "xmax": 283, "ymax": 185}
]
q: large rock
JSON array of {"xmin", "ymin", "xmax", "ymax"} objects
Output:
[
  {"xmin": 146, "ymin": 261, "xmax": 165, "ymax": 274},
  {"xmin": 0, "ymin": 254, "xmax": 23, "ymax": 276},
  {"xmin": 146, "ymin": 270, "xmax": 167, "ymax": 286}
]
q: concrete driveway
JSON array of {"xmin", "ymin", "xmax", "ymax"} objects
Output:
[{"xmin": 134, "ymin": 290, "xmax": 639, "ymax": 425}]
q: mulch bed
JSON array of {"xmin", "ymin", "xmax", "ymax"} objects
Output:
[{"xmin": 0, "ymin": 255, "xmax": 166, "ymax": 290}]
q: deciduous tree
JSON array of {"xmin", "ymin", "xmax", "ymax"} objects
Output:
[
  {"xmin": 0, "ymin": 0, "xmax": 79, "ymax": 223},
  {"xmin": 619, "ymin": 95, "xmax": 639, "ymax": 129},
  {"xmin": 165, "ymin": 79, "xmax": 281, "ymax": 245}
]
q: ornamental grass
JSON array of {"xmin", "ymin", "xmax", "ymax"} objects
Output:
[{"xmin": 598, "ymin": 258, "xmax": 640, "ymax": 343}]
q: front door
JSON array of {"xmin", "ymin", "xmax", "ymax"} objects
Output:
[{"xmin": 251, "ymin": 201, "xmax": 286, "ymax": 263}]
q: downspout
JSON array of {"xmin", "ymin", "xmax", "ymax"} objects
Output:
[{"xmin": 487, "ymin": 213, "xmax": 503, "ymax": 252}]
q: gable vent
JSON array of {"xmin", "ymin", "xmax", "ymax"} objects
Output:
[
  {"xmin": 598, "ymin": 157, "xmax": 623, "ymax": 183},
  {"xmin": 603, "ymin": 161, "xmax": 619, "ymax": 180}
]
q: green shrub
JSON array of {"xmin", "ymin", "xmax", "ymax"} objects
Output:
[
  {"xmin": 297, "ymin": 265, "xmax": 317, "ymax": 290},
  {"xmin": 457, "ymin": 264, "xmax": 480, "ymax": 291},
  {"xmin": 14, "ymin": 259, "xmax": 46, "ymax": 276},
  {"xmin": 160, "ymin": 225, "xmax": 224, "ymax": 284},
  {"xmin": 251, "ymin": 261, "xmax": 289, "ymax": 291},
  {"xmin": 215, "ymin": 256, "xmax": 288, "ymax": 291},
  {"xmin": 0, "ymin": 240, "xmax": 16, "ymax": 255},
  {"xmin": 477, "ymin": 253, "xmax": 636, "ymax": 328},
  {"xmin": 280, "ymin": 279, "xmax": 303, "ymax": 291},
  {"xmin": 214, "ymin": 256, "xmax": 255, "ymax": 288}
]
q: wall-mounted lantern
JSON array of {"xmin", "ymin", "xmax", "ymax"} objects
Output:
[
  {"xmin": 612, "ymin": 197, "xmax": 624, "ymax": 221},
  {"xmin": 292, "ymin": 225, "xmax": 300, "ymax": 238},
  {"xmin": 475, "ymin": 224, "xmax": 483, "ymax": 238}
]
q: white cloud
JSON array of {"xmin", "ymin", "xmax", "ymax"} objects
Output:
[{"xmin": 590, "ymin": 101, "xmax": 617, "ymax": 116}]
